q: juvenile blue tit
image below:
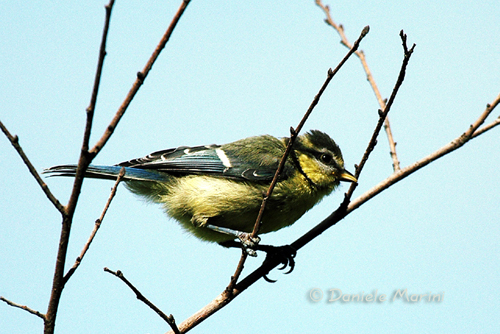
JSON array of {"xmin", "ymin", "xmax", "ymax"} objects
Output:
[{"xmin": 44, "ymin": 130, "xmax": 357, "ymax": 244}]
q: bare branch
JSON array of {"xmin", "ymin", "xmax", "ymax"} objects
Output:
[
  {"xmin": 315, "ymin": 0, "xmax": 401, "ymax": 171},
  {"xmin": 0, "ymin": 296, "xmax": 46, "ymax": 320},
  {"xmin": 104, "ymin": 268, "xmax": 180, "ymax": 334},
  {"xmin": 63, "ymin": 168, "xmax": 125, "ymax": 283},
  {"xmin": 0, "ymin": 120, "xmax": 65, "ymax": 214}
]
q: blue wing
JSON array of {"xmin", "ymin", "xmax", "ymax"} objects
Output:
[{"xmin": 119, "ymin": 145, "xmax": 227, "ymax": 174}]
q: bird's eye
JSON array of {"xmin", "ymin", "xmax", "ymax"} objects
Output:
[{"xmin": 320, "ymin": 153, "xmax": 333, "ymax": 164}]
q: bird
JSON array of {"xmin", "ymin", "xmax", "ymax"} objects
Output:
[{"xmin": 44, "ymin": 130, "xmax": 357, "ymax": 250}]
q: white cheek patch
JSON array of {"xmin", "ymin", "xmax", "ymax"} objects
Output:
[{"xmin": 216, "ymin": 148, "xmax": 233, "ymax": 168}]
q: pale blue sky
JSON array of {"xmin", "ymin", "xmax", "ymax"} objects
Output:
[{"xmin": 1, "ymin": 1, "xmax": 499, "ymax": 333}]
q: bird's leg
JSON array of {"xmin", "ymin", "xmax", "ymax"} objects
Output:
[
  {"xmin": 191, "ymin": 215, "xmax": 260, "ymax": 256},
  {"xmin": 204, "ymin": 224, "xmax": 261, "ymax": 257}
]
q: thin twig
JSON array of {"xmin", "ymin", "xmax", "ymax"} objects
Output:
[
  {"xmin": 472, "ymin": 114, "xmax": 500, "ymax": 138},
  {"xmin": 104, "ymin": 268, "xmax": 180, "ymax": 334},
  {"xmin": 68, "ymin": 0, "xmax": 116, "ymax": 218},
  {"xmin": 226, "ymin": 247, "xmax": 249, "ymax": 294},
  {"xmin": 82, "ymin": 0, "xmax": 113, "ymax": 155},
  {"xmin": 0, "ymin": 120, "xmax": 65, "ymax": 214},
  {"xmin": 315, "ymin": 0, "xmax": 401, "ymax": 171},
  {"xmin": 63, "ymin": 168, "xmax": 125, "ymax": 283},
  {"xmin": 0, "ymin": 296, "xmax": 46, "ymax": 320},
  {"xmin": 346, "ymin": 31, "xmax": 415, "ymax": 197}
]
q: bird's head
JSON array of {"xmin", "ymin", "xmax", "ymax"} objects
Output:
[{"xmin": 294, "ymin": 130, "xmax": 357, "ymax": 190}]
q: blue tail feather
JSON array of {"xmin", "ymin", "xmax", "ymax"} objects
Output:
[{"xmin": 43, "ymin": 165, "xmax": 170, "ymax": 182}]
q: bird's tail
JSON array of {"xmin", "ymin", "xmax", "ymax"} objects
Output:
[{"xmin": 43, "ymin": 164, "xmax": 170, "ymax": 182}]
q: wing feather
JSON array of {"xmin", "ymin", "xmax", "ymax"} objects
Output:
[{"xmin": 117, "ymin": 136, "xmax": 295, "ymax": 182}]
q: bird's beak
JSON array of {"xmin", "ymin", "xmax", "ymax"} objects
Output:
[{"xmin": 339, "ymin": 170, "xmax": 357, "ymax": 183}]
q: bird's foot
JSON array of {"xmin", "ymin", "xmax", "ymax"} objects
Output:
[
  {"xmin": 219, "ymin": 240, "xmax": 297, "ymax": 282},
  {"xmin": 259, "ymin": 244, "xmax": 297, "ymax": 282}
]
